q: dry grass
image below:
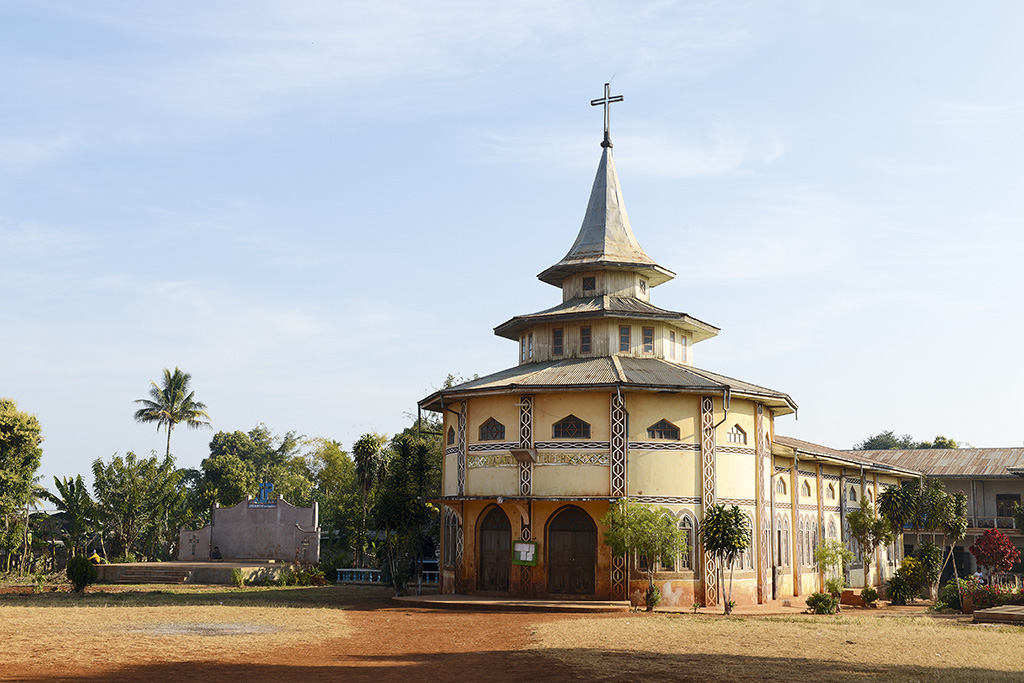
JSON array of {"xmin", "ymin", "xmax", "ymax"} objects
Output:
[
  {"xmin": 528, "ymin": 613, "xmax": 1024, "ymax": 682},
  {"xmin": 0, "ymin": 604, "xmax": 347, "ymax": 667}
]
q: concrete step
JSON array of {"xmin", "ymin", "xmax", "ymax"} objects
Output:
[{"xmin": 113, "ymin": 569, "xmax": 193, "ymax": 584}]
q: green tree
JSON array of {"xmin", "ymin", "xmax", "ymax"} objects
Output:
[
  {"xmin": 854, "ymin": 431, "xmax": 958, "ymax": 450},
  {"xmin": 846, "ymin": 498, "xmax": 893, "ymax": 588},
  {"xmin": 0, "ymin": 398, "xmax": 43, "ymax": 571},
  {"xmin": 133, "ymin": 367, "xmax": 211, "ymax": 458},
  {"xmin": 700, "ymin": 504, "xmax": 751, "ymax": 615},
  {"xmin": 601, "ymin": 500, "xmax": 686, "ymax": 609},
  {"xmin": 92, "ymin": 451, "xmax": 181, "ymax": 559},
  {"xmin": 43, "ymin": 475, "xmax": 95, "ymax": 558},
  {"xmin": 814, "ymin": 538, "xmax": 855, "ymax": 596},
  {"xmin": 196, "ymin": 454, "xmax": 257, "ymax": 508},
  {"xmin": 372, "ymin": 435, "xmax": 437, "ymax": 594},
  {"xmin": 352, "ymin": 432, "xmax": 387, "ymax": 568}
]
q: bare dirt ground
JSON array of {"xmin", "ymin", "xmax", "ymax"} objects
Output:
[{"xmin": 0, "ymin": 586, "xmax": 1021, "ymax": 682}]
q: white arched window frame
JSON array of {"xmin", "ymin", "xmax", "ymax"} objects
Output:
[
  {"xmin": 678, "ymin": 515, "xmax": 695, "ymax": 571},
  {"xmin": 727, "ymin": 424, "xmax": 747, "ymax": 444},
  {"xmin": 801, "ymin": 480, "xmax": 812, "ymax": 497}
]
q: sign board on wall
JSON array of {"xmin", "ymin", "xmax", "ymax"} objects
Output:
[{"xmin": 512, "ymin": 541, "xmax": 537, "ymax": 566}]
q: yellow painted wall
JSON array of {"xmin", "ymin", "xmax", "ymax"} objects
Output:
[
  {"xmin": 717, "ymin": 452, "xmax": 756, "ymax": 500},
  {"xmin": 467, "ymin": 395, "xmax": 519, "ymax": 444},
  {"xmin": 625, "ymin": 393, "xmax": 700, "ymax": 442},
  {"xmin": 534, "ymin": 392, "xmax": 611, "ymax": 441},
  {"xmin": 533, "ymin": 465, "xmax": 610, "ymax": 496},
  {"xmin": 465, "ymin": 466, "xmax": 518, "ymax": 497},
  {"xmin": 627, "ymin": 451, "xmax": 698, "ymax": 497}
]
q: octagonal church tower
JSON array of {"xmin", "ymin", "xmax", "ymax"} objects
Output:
[{"xmin": 419, "ymin": 107, "xmax": 799, "ymax": 606}]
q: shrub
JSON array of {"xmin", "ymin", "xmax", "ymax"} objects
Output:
[
  {"xmin": 824, "ymin": 577, "xmax": 844, "ymax": 598},
  {"xmin": 806, "ymin": 592, "xmax": 839, "ymax": 615},
  {"xmin": 860, "ymin": 587, "xmax": 879, "ymax": 607},
  {"xmin": 915, "ymin": 542, "xmax": 942, "ymax": 589},
  {"xmin": 936, "ymin": 577, "xmax": 975, "ymax": 612},
  {"xmin": 110, "ymin": 552, "xmax": 138, "ymax": 564},
  {"xmin": 305, "ymin": 567, "xmax": 328, "ymax": 586},
  {"xmin": 67, "ymin": 556, "xmax": 98, "ymax": 592},
  {"xmin": 970, "ymin": 529, "xmax": 1022, "ymax": 578},
  {"xmin": 898, "ymin": 557, "xmax": 926, "ymax": 593},
  {"xmin": 886, "ymin": 574, "xmax": 915, "ymax": 605},
  {"xmin": 645, "ymin": 584, "xmax": 662, "ymax": 611},
  {"xmin": 230, "ymin": 568, "xmax": 244, "ymax": 588}
]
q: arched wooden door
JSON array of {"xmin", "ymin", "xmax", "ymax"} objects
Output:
[
  {"xmin": 547, "ymin": 506, "xmax": 596, "ymax": 595},
  {"xmin": 478, "ymin": 507, "xmax": 511, "ymax": 591}
]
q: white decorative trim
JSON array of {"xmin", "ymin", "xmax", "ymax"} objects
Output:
[
  {"xmin": 519, "ymin": 395, "xmax": 533, "ymax": 497},
  {"xmin": 628, "ymin": 441, "xmax": 700, "ymax": 452},
  {"xmin": 457, "ymin": 402, "xmax": 467, "ymax": 497},
  {"xmin": 610, "ymin": 394, "xmax": 627, "ymax": 497},
  {"xmin": 467, "ymin": 442, "xmax": 519, "ymax": 452},
  {"xmin": 700, "ymin": 396, "xmax": 717, "ymax": 607},
  {"xmin": 719, "ymin": 498, "xmax": 756, "ymax": 506},
  {"xmin": 445, "ymin": 446, "xmax": 459, "ymax": 457},
  {"xmin": 628, "ymin": 495, "xmax": 701, "ymax": 504},
  {"xmin": 535, "ymin": 440, "xmax": 611, "ymax": 450},
  {"xmin": 718, "ymin": 445, "xmax": 755, "ymax": 455}
]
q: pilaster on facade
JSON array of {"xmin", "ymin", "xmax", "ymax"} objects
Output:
[
  {"xmin": 700, "ymin": 395, "xmax": 718, "ymax": 606},
  {"xmin": 610, "ymin": 392, "xmax": 627, "ymax": 497},
  {"xmin": 457, "ymin": 401, "xmax": 467, "ymax": 497},
  {"xmin": 755, "ymin": 404, "xmax": 770, "ymax": 603},
  {"xmin": 817, "ymin": 463, "xmax": 824, "ymax": 592},
  {"xmin": 518, "ymin": 395, "xmax": 533, "ymax": 496},
  {"xmin": 790, "ymin": 458, "xmax": 799, "ymax": 596}
]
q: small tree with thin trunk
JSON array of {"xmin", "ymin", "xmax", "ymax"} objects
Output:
[
  {"xmin": 602, "ymin": 500, "xmax": 687, "ymax": 610},
  {"xmin": 700, "ymin": 504, "xmax": 750, "ymax": 615},
  {"xmin": 846, "ymin": 498, "xmax": 893, "ymax": 588},
  {"xmin": 969, "ymin": 529, "xmax": 1021, "ymax": 584}
]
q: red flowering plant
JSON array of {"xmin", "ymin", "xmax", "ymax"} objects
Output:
[{"xmin": 969, "ymin": 529, "xmax": 1021, "ymax": 582}]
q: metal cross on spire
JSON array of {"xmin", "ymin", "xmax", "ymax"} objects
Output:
[{"xmin": 591, "ymin": 82, "xmax": 623, "ymax": 148}]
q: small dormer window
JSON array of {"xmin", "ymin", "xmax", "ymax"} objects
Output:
[
  {"xmin": 727, "ymin": 425, "xmax": 747, "ymax": 444},
  {"xmin": 447, "ymin": 426, "xmax": 455, "ymax": 446},
  {"xmin": 669, "ymin": 331, "xmax": 676, "ymax": 359},
  {"xmin": 647, "ymin": 419, "xmax": 680, "ymax": 440},
  {"xmin": 580, "ymin": 326, "xmax": 592, "ymax": 354},
  {"xmin": 619, "ymin": 326, "xmax": 631, "ymax": 352},
  {"xmin": 553, "ymin": 414, "xmax": 590, "ymax": 439},
  {"xmin": 583, "ymin": 276, "xmax": 596, "ymax": 291},
  {"xmin": 479, "ymin": 418, "xmax": 505, "ymax": 441},
  {"xmin": 639, "ymin": 279, "xmax": 647, "ymax": 294},
  {"xmin": 552, "ymin": 328, "xmax": 563, "ymax": 355},
  {"xmin": 528, "ymin": 333, "xmax": 533, "ymax": 360}
]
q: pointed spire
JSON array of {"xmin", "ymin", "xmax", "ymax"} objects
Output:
[{"xmin": 538, "ymin": 146, "xmax": 675, "ymax": 287}]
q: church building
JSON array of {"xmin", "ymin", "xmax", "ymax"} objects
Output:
[{"xmin": 419, "ymin": 88, "xmax": 914, "ymax": 606}]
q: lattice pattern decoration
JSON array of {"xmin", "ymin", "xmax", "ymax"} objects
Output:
[
  {"xmin": 444, "ymin": 446, "xmax": 459, "ymax": 457},
  {"xmin": 457, "ymin": 402, "xmax": 467, "ymax": 496},
  {"xmin": 756, "ymin": 404, "xmax": 770, "ymax": 604},
  {"xmin": 519, "ymin": 395, "xmax": 533, "ymax": 496},
  {"xmin": 718, "ymin": 445, "xmax": 756, "ymax": 455},
  {"xmin": 536, "ymin": 452, "xmax": 610, "ymax": 466},
  {"xmin": 468, "ymin": 442, "xmax": 520, "ymax": 452},
  {"xmin": 628, "ymin": 495, "xmax": 701, "ymax": 504},
  {"xmin": 700, "ymin": 396, "xmax": 718, "ymax": 606},
  {"xmin": 611, "ymin": 554, "xmax": 627, "ymax": 600},
  {"xmin": 774, "ymin": 465, "xmax": 789, "ymax": 474},
  {"xmin": 719, "ymin": 497, "xmax": 756, "ymax": 506},
  {"xmin": 517, "ymin": 511, "xmax": 532, "ymax": 597},
  {"xmin": 628, "ymin": 441, "xmax": 700, "ymax": 452},
  {"xmin": 468, "ymin": 455, "xmax": 516, "ymax": 468},
  {"xmin": 610, "ymin": 394, "xmax": 627, "ymax": 497},
  {"xmin": 455, "ymin": 525, "xmax": 464, "ymax": 590},
  {"xmin": 534, "ymin": 440, "xmax": 610, "ymax": 450}
]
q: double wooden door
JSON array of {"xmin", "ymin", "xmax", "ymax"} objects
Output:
[
  {"xmin": 479, "ymin": 507, "xmax": 511, "ymax": 591},
  {"xmin": 547, "ymin": 507, "xmax": 596, "ymax": 595}
]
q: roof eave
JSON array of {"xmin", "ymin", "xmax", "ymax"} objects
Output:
[{"xmin": 537, "ymin": 262, "xmax": 675, "ymax": 288}]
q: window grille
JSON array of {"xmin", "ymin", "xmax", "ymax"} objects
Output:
[
  {"xmin": 580, "ymin": 326, "xmax": 591, "ymax": 354},
  {"xmin": 727, "ymin": 424, "xmax": 747, "ymax": 444},
  {"xmin": 552, "ymin": 328, "xmax": 563, "ymax": 355},
  {"xmin": 619, "ymin": 325, "xmax": 630, "ymax": 352},
  {"xmin": 642, "ymin": 327, "xmax": 654, "ymax": 354},
  {"xmin": 479, "ymin": 418, "xmax": 505, "ymax": 441},
  {"xmin": 553, "ymin": 414, "xmax": 590, "ymax": 439},
  {"xmin": 583, "ymin": 276, "xmax": 596, "ymax": 291},
  {"xmin": 447, "ymin": 426, "xmax": 455, "ymax": 446}
]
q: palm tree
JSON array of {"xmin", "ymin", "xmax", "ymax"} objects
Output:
[
  {"xmin": 134, "ymin": 367, "xmax": 211, "ymax": 458},
  {"xmin": 352, "ymin": 433, "xmax": 387, "ymax": 568},
  {"xmin": 44, "ymin": 475, "xmax": 95, "ymax": 558},
  {"xmin": 21, "ymin": 475, "xmax": 45, "ymax": 574}
]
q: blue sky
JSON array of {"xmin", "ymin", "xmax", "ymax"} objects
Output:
[{"xmin": 3, "ymin": 1, "xmax": 1023, "ymax": 489}]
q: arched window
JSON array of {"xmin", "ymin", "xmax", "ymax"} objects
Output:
[
  {"xmin": 810, "ymin": 520, "xmax": 818, "ymax": 566},
  {"xmin": 866, "ymin": 488, "xmax": 873, "ymax": 503},
  {"xmin": 479, "ymin": 417, "xmax": 505, "ymax": 441},
  {"xmin": 443, "ymin": 508, "xmax": 459, "ymax": 568},
  {"xmin": 797, "ymin": 517, "xmax": 805, "ymax": 567},
  {"xmin": 647, "ymin": 419, "xmax": 680, "ymax": 440},
  {"xmin": 553, "ymin": 414, "xmax": 590, "ymax": 439},
  {"xmin": 827, "ymin": 483, "xmax": 836, "ymax": 500},
  {"xmin": 849, "ymin": 486, "xmax": 858, "ymax": 502},
  {"xmin": 727, "ymin": 425, "xmax": 747, "ymax": 444},
  {"xmin": 447, "ymin": 426, "xmax": 456, "ymax": 446},
  {"xmin": 744, "ymin": 514, "xmax": 755, "ymax": 569},
  {"xmin": 776, "ymin": 478, "xmax": 787, "ymax": 495},
  {"xmin": 678, "ymin": 516, "xmax": 694, "ymax": 571},
  {"xmin": 828, "ymin": 518, "xmax": 837, "ymax": 539},
  {"xmin": 801, "ymin": 480, "xmax": 811, "ymax": 497},
  {"xmin": 782, "ymin": 516, "xmax": 791, "ymax": 567}
]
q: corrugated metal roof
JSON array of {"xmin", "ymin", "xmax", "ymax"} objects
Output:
[
  {"xmin": 420, "ymin": 356, "xmax": 797, "ymax": 414},
  {"xmin": 853, "ymin": 448, "xmax": 1024, "ymax": 478},
  {"xmin": 773, "ymin": 435, "xmax": 914, "ymax": 472},
  {"xmin": 493, "ymin": 295, "xmax": 719, "ymax": 341}
]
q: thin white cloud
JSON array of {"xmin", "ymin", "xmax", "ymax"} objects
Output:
[{"xmin": 0, "ymin": 136, "xmax": 77, "ymax": 166}]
